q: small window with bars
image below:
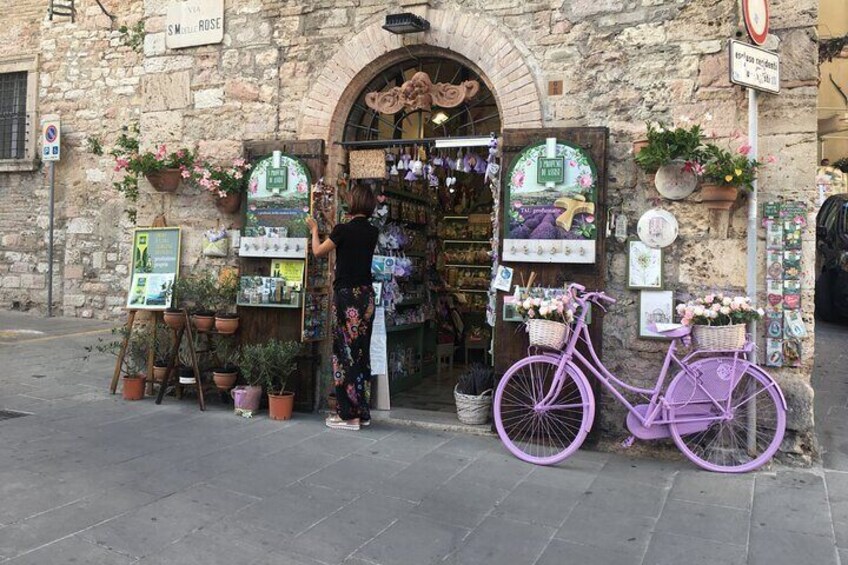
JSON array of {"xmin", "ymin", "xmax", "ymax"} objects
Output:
[{"xmin": 0, "ymin": 71, "xmax": 29, "ymax": 160}]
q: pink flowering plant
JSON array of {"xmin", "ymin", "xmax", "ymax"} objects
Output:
[
  {"xmin": 676, "ymin": 293, "xmax": 764, "ymax": 327},
  {"xmin": 109, "ymin": 123, "xmax": 195, "ymax": 223},
  {"xmin": 515, "ymin": 292, "xmax": 578, "ymax": 324},
  {"xmin": 184, "ymin": 158, "xmax": 252, "ymax": 198}
]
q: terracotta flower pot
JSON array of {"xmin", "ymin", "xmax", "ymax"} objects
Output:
[
  {"xmin": 701, "ymin": 183, "xmax": 739, "ymax": 210},
  {"xmin": 122, "ymin": 374, "xmax": 146, "ymax": 401},
  {"xmin": 215, "ymin": 192, "xmax": 242, "ymax": 214},
  {"xmin": 145, "ymin": 169, "xmax": 182, "ymax": 193},
  {"xmin": 192, "ymin": 313, "xmax": 215, "ymax": 333},
  {"xmin": 163, "ymin": 309, "xmax": 185, "ymax": 331},
  {"xmin": 215, "ymin": 315, "xmax": 239, "ymax": 335},
  {"xmin": 213, "ymin": 370, "xmax": 238, "ymax": 391},
  {"xmin": 152, "ymin": 365, "xmax": 169, "ymax": 383},
  {"xmin": 632, "ymin": 139, "xmax": 649, "ymax": 155},
  {"xmin": 268, "ymin": 392, "xmax": 295, "ymax": 421},
  {"xmin": 327, "ymin": 392, "xmax": 337, "ymax": 412}
]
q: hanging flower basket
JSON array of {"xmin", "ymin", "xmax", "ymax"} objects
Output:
[
  {"xmin": 145, "ymin": 169, "xmax": 182, "ymax": 193},
  {"xmin": 692, "ymin": 323, "xmax": 747, "ymax": 350},
  {"xmin": 526, "ymin": 319, "xmax": 570, "ymax": 350},
  {"xmin": 700, "ymin": 183, "xmax": 739, "ymax": 211},
  {"xmin": 215, "ymin": 192, "xmax": 242, "ymax": 214}
]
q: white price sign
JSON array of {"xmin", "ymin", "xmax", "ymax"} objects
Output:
[{"xmin": 729, "ymin": 40, "xmax": 780, "ymax": 94}]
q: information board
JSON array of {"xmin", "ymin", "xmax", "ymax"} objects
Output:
[{"xmin": 126, "ymin": 227, "xmax": 181, "ymax": 310}]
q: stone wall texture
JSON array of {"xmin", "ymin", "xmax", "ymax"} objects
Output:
[{"xmin": 0, "ymin": 0, "xmax": 820, "ymax": 459}]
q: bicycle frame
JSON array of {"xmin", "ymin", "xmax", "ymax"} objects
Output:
[{"xmin": 541, "ymin": 292, "xmax": 755, "ymax": 431}]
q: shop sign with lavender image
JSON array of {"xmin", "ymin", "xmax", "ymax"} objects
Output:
[{"xmin": 506, "ymin": 142, "xmax": 598, "ymax": 242}]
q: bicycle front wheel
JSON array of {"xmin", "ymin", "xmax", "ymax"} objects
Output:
[
  {"xmin": 667, "ymin": 359, "xmax": 786, "ymax": 473},
  {"xmin": 494, "ymin": 356, "xmax": 594, "ymax": 466}
]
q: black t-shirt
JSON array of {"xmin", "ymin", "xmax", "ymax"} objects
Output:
[{"xmin": 329, "ymin": 217, "xmax": 378, "ymax": 289}]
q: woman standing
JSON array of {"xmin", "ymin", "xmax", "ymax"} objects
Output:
[{"xmin": 306, "ymin": 185, "xmax": 379, "ymax": 431}]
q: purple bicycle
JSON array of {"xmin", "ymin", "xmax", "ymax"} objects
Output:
[{"xmin": 494, "ymin": 285, "xmax": 787, "ymax": 473}]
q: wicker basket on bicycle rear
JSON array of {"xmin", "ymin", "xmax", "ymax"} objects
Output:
[
  {"xmin": 692, "ymin": 324, "xmax": 746, "ymax": 350},
  {"xmin": 526, "ymin": 319, "xmax": 570, "ymax": 350}
]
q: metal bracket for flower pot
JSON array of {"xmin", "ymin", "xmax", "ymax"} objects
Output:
[{"xmin": 155, "ymin": 309, "xmax": 207, "ymax": 411}]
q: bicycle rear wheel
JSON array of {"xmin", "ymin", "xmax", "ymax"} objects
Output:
[
  {"xmin": 494, "ymin": 356, "xmax": 594, "ymax": 466},
  {"xmin": 667, "ymin": 359, "xmax": 786, "ymax": 473}
]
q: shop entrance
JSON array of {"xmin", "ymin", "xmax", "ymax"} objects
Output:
[{"xmin": 339, "ymin": 56, "xmax": 502, "ymax": 414}]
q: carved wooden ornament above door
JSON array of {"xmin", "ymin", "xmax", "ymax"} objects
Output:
[{"xmin": 364, "ymin": 71, "xmax": 480, "ymax": 114}]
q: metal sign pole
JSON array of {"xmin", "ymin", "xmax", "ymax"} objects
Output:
[
  {"xmin": 746, "ymin": 87, "xmax": 759, "ymax": 364},
  {"xmin": 47, "ymin": 161, "xmax": 55, "ymax": 317}
]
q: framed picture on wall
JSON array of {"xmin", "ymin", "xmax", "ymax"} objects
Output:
[
  {"xmin": 627, "ymin": 240, "xmax": 663, "ymax": 290},
  {"xmin": 638, "ymin": 290, "xmax": 674, "ymax": 340}
]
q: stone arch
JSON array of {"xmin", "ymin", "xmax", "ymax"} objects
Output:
[{"xmin": 297, "ymin": 8, "xmax": 544, "ymax": 142}]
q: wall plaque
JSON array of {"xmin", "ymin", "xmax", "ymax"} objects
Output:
[{"xmin": 166, "ymin": 0, "xmax": 224, "ymax": 50}]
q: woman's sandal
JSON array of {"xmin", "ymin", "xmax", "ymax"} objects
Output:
[{"xmin": 325, "ymin": 415, "xmax": 360, "ymax": 431}]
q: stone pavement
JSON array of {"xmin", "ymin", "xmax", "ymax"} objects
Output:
[{"xmin": 0, "ymin": 311, "xmax": 845, "ymax": 565}]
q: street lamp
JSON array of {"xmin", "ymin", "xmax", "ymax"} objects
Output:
[{"xmin": 382, "ymin": 13, "xmax": 431, "ymax": 34}]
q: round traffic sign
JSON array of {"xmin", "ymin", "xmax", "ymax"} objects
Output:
[
  {"xmin": 742, "ymin": 0, "xmax": 769, "ymax": 46},
  {"xmin": 45, "ymin": 125, "xmax": 58, "ymax": 143}
]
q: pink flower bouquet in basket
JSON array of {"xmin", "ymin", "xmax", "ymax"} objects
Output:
[
  {"xmin": 515, "ymin": 289, "xmax": 578, "ymax": 350},
  {"xmin": 676, "ymin": 293, "xmax": 764, "ymax": 350}
]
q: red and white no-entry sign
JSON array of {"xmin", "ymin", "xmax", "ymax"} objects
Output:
[{"xmin": 742, "ymin": 0, "xmax": 770, "ymax": 46}]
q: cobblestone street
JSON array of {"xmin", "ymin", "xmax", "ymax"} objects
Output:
[{"xmin": 0, "ymin": 312, "xmax": 844, "ymax": 565}]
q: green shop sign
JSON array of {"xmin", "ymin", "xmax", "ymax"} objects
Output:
[
  {"xmin": 267, "ymin": 166, "xmax": 288, "ymax": 192},
  {"xmin": 537, "ymin": 157, "xmax": 565, "ymax": 184}
]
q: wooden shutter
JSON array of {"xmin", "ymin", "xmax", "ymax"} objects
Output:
[
  {"xmin": 240, "ymin": 139, "xmax": 326, "ymax": 412},
  {"xmin": 494, "ymin": 128, "xmax": 609, "ymax": 375}
]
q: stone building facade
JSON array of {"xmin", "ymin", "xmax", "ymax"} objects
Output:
[{"xmin": 0, "ymin": 0, "xmax": 820, "ymax": 457}]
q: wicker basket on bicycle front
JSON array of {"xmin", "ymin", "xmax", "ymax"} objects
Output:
[
  {"xmin": 692, "ymin": 323, "xmax": 746, "ymax": 350},
  {"xmin": 526, "ymin": 319, "xmax": 570, "ymax": 350}
]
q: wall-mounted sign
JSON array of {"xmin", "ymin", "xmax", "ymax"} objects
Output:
[
  {"xmin": 729, "ymin": 40, "xmax": 780, "ymax": 94},
  {"xmin": 504, "ymin": 139, "xmax": 598, "ymax": 264},
  {"xmin": 742, "ymin": 0, "xmax": 769, "ymax": 46},
  {"xmin": 41, "ymin": 115, "xmax": 61, "ymax": 162},
  {"xmin": 537, "ymin": 157, "xmax": 565, "ymax": 184},
  {"xmin": 245, "ymin": 153, "xmax": 312, "ymax": 238},
  {"xmin": 166, "ymin": 0, "xmax": 224, "ymax": 50},
  {"xmin": 126, "ymin": 227, "xmax": 181, "ymax": 310},
  {"xmin": 267, "ymin": 166, "xmax": 288, "ymax": 193}
]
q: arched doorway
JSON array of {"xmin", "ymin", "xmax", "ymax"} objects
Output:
[{"xmin": 331, "ymin": 51, "xmax": 504, "ymax": 413}]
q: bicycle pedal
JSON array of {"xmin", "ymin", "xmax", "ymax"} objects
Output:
[{"xmin": 621, "ymin": 436, "xmax": 635, "ymax": 449}]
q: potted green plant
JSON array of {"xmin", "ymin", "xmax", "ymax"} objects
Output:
[
  {"xmin": 87, "ymin": 327, "xmax": 151, "ymax": 401},
  {"xmin": 214, "ymin": 269, "xmax": 240, "ymax": 335},
  {"xmin": 181, "ymin": 270, "xmax": 217, "ymax": 332},
  {"xmin": 454, "ymin": 363, "xmax": 494, "ymax": 425},
  {"xmin": 112, "ymin": 135, "xmax": 195, "ymax": 193},
  {"xmin": 634, "ymin": 122, "xmax": 704, "ymax": 175},
  {"xmin": 185, "ymin": 158, "xmax": 251, "ymax": 213},
  {"xmin": 212, "ymin": 337, "xmax": 239, "ymax": 391},
  {"xmin": 152, "ymin": 323, "xmax": 174, "ymax": 384},
  {"xmin": 700, "ymin": 143, "xmax": 766, "ymax": 210},
  {"xmin": 163, "ymin": 278, "xmax": 188, "ymax": 330},
  {"xmin": 264, "ymin": 340, "xmax": 300, "ymax": 421},
  {"xmin": 232, "ymin": 343, "xmax": 265, "ymax": 414}
]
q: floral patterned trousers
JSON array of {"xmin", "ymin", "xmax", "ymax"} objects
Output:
[{"xmin": 332, "ymin": 285, "xmax": 376, "ymax": 421}]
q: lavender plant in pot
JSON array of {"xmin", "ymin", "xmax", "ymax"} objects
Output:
[{"xmin": 454, "ymin": 363, "xmax": 494, "ymax": 425}]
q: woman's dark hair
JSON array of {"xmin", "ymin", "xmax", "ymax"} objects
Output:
[{"xmin": 349, "ymin": 185, "xmax": 377, "ymax": 217}]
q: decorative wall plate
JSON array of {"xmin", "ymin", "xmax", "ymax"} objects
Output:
[
  {"xmin": 654, "ymin": 161, "xmax": 697, "ymax": 200},
  {"xmin": 637, "ymin": 209, "xmax": 679, "ymax": 249}
]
